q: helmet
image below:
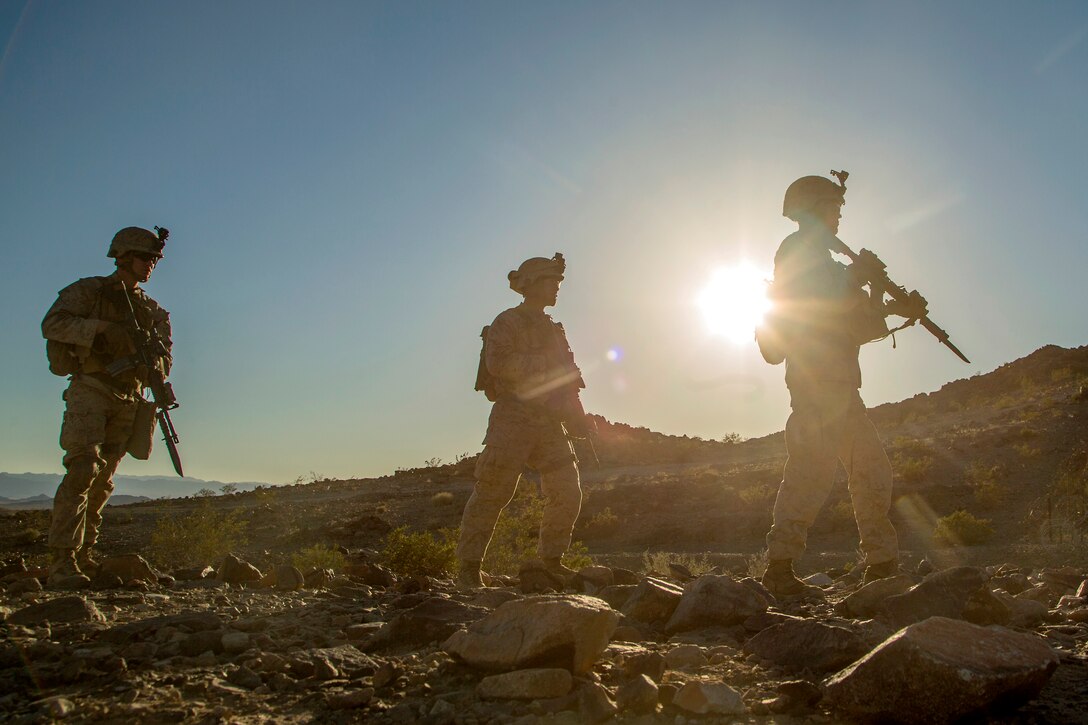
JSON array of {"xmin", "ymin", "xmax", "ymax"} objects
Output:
[
  {"xmin": 107, "ymin": 226, "xmax": 167, "ymax": 259},
  {"xmin": 508, "ymin": 252, "xmax": 565, "ymax": 294},
  {"xmin": 782, "ymin": 170, "xmax": 848, "ymax": 221}
]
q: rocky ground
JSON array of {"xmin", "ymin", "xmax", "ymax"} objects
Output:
[{"xmin": 2, "ymin": 343, "xmax": 1087, "ymax": 723}]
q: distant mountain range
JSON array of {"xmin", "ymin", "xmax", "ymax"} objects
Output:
[{"xmin": 0, "ymin": 472, "xmax": 269, "ymax": 507}]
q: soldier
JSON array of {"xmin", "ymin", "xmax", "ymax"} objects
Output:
[
  {"xmin": 759, "ymin": 173, "xmax": 926, "ymax": 598},
  {"xmin": 457, "ymin": 253, "xmax": 588, "ymax": 588},
  {"xmin": 42, "ymin": 227, "xmax": 172, "ymax": 587}
]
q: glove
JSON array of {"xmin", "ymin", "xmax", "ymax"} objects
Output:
[
  {"xmin": 885, "ymin": 290, "xmax": 928, "ymax": 319},
  {"xmin": 94, "ymin": 322, "xmax": 135, "ymax": 356}
]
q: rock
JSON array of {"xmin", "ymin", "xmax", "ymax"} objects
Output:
[
  {"xmin": 97, "ymin": 554, "xmax": 158, "ymax": 584},
  {"xmin": 1068, "ymin": 607, "xmax": 1088, "ymax": 623},
  {"xmin": 303, "ymin": 646, "xmax": 378, "ymax": 677},
  {"xmin": 743, "ymin": 610, "xmax": 804, "ymax": 632},
  {"xmin": 217, "ymin": 554, "xmax": 262, "ymax": 584},
  {"xmin": 369, "ymin": 597, "xmax": 489, "ymax": 649},
  {"xmin": 620, "ymin": 577, "xmax": 684, "ymax": 624},
  {"xmin": 610, "ymin": 625, "xmax": 644, "ymax": 642},
  {"xmin": 664, "ymin": 575, "xmax": 769, "ymax": 633},
  {"xmin": 262, "ymin": 565, "xmax": 305, "ymax": 591},
  {"xmin": 744, "ymin": 619, "xmax": 868, "ymax": 674},
  {"xmin": 596, "ymin": 584, "xmax": 636, "ymax": 610},
  {"xmin": 227, "ymin": 665, "xmax": 263, "ymax": 690},
  {"xmin": 469, "ymin": 589, "xmax": 520, "ymax": 610},
  {"xmin": 1077, "ymin": 579, "xmax": 1088, "ymax": 598},
  {"xmin": 612, "ymin": 568, "xmax": 640, "ymax": 585},
  {"xmin": 8, "ymin": 596, "xmax": 104, "ymax": 625},
  {"xmin": 673, "ymin": 681, "xmax": 746, "ymax": 715},
  {"xmin": 963, "ymin": 586, "xmax": 1011, "ymax": 626},
  {"xmin": 803, "ymin": 572, "xmax": 834, "ymax": 587},
  {"xmin": 327, "ymin": 687, "xmax": 375, "ymax": 709},
  {"xmin": 180, "ymin": 630, "xmax": 224, "ymax": 656},
  {"xmin": 773, "ymin": 679, "xmax": 822, "ymax": 713},
  {"xmin": 663, "ymin": 644, "xmax": 707, "ymax": 670},
  {"xmin": 173, "ymin": 565, "xmax": 215, "ymax": 580},
  {"xmin": 221, "ymin": 631, "xmax": 250, "ymax": 654},
  {"xmin": 443, "ymin": 594, "xmax": 619, "ymax": 674},
  {"xmin": 37, "ymin": 696, "xmax": 76, "ymax": 718},
  {"xmin": 519, "ymin": 561, "xmax": 567, "ymax": 593},
  {"xmin": 572, "ymin": 565, "xmax": 614, "ymax": 594},
  {"xmin": 477, "ymin": 668, "xmax": 573, "ymax": 699},
  {"xmin": 578, "ymin": 681, "xmax": 619, "ymax": 723},
  {"xmin": 881, "ymin": 566, "xmax": 990, "ymax": 628},
  {"xmin": 824, "ymin": 617, "xmax": 1059, "ymax": 723},
  {"xmin": 312, "ymin": 656, "xmax": 340, "ymax": 680},
  {"xmin": 618, "ymin": 650, "xmax": 666, "ymax": 682},
  {"xmin": 616, "ymin": 673, "xmax": 658, "ymax": 714},
  {"xmin": 101, "ymin": 611, "xmax": 222, "ymax": 645},
  {"xmin": 992, "ymin": 592, "xmax": 1048, "ymax": 628},
  {"xmin": 6, "ymin": 577, "xmax": 43, "ymax": 596},
  {"xmin": 1041, "ymin": 568, "xmax": 1082, "ymax": 594},
  {"xmin": 838, "ymin": 575, "xmax": 914, "ymax": 618},
  {"xmin": 992, "ymin": 572, "xmax": 1031, "ymax": 595}
]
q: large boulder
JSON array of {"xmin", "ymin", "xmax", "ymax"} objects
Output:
[
  {"xmin": 620, "ymin": 578, "xmax": 683, "ymax": 624},
  {"xmin": 477, "ymin": 668, "xmax": 572, "ymax": 700},
  {"xmin": 443, "ymin": 594, "xmax": 618, "ymax": 674},
  {"xmin": 367, "ymin": 597, "xmax": 489, "ymax": 649},
  {"xmin": 744, "ymin": 619, "xmax": 868, "ymax": 674},
  {"xmin": 824, "ymin": 617, "xmax": 1059, "ymax": 723},
  {"xmin": 838, "ymin": 575, "xmax": 915, "ymax": 618},
  {"xmin": 8, "ymin": 596, "xmax": 104, "ymax": 625},
  {"xmin": 881, "ymin": 566, "xmax": 989, "ymax": 628},
  {"xmin": 216, "ymin": 554, "xmax": 262, "ymax": 584},
  {"xmin": 665, "ymin": 575, "xmax": 769, "ymax": 633}
]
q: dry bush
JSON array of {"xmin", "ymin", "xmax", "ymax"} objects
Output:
[
  {"xmin": 149, "ymin": 504, "xmax": 249, "ymax": 569},
  {"xmin": 966, "ymin": 461, "xmax": 1009, "ymax": 509},
  {"xmin": 746, "ymin": 548, "xmax": 769, "ymax": 578},
  {"xmin": 641, "ymin": 550, "xmax": 715, "ymax": 577},
  {"xmin": 431, "ymin": 492, "xmax": 455, "ymax": 506},
  {"xmin": 932, "ymin": 510, "xmax": 994, "ymax": 547},
  {"xmin": 739, "ymin": 484, "xmax": 776, "ymax": 508},
  {"xmin": 892, "ymin": 453, "xmax": 933, "ymax": 484},
  {"xmin": 291, "ymin": 543, "xmax": 345, "ymax": 572},
  {"xmin": 381, "ymin": 526, "xmax": 457, "ymax": 577}
]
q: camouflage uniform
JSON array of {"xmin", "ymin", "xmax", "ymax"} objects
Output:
[
  {"xmin": 766, "ymin": 227, "xmax": 898, "ymax": 569},
  {"xmin": 457, "ymin": 304, "xmax": 582, "ymax": 563},
  {"xmin": 42, "ymin": 272, "xmax": 171, "ymax": 553}
]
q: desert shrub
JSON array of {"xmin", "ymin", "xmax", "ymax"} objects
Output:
[
  {"xmin": 642, "ymin": 550, "xmax": 715, "ymax": 577},
  {"xmin": 892, "ymin": 453, "xmax": 933, "ymax": 484},
  {"xmin": 564, "ymin": 541, "xmax": 593, "ymax": 571},
  {"xmin": 431, "ymin": 492, "xmax": 455, "ymax": 506},
  {"xmin": 739, "ymin": 484, "xmax": 776, "ymax": 508},
  {"xmin": 586, "ymin": 507, "xmax": 619, "ymax": 534},
  {"xmin": 966, "ymin": 461, "xmax": 1009, "ymax": 509},
  {"xmin": 824, "ymin": 499, "xmax": 856, "ymax": 531},
  {"xmin": 381, "ymin": 526, "xmax": 457, "ymax": 578},
  {"xmin": 11, "ymin": 528, "xmax": 41, "ymax": 546},
  {"xmin": 196, "ymin": 488, "xmax": 216, "ymax": 498},
  {"xmin": 481, "ymin": 485, "xmax": 590, "ymax": 576},
  {"xmin": 1051, "ymin": 367, "xmax": 1073, "ymax": 383},
  {"xmin": 291, "ymin": 543, "xmax": 346, "ymax": 572},
  {"xmin": 1014, "ymin": 443, "xmax": 1040, "ymax": 459},
  {"xmin": 149, "ymin": 505, "xmax": 249, "ymax": 569},
  {"xmin": 932, "ymin": 510, "xmax": 994, "ymax": 547},
  {"xmin": 746, "ymin": 548, "xmax": 769, "ymax": 578}
]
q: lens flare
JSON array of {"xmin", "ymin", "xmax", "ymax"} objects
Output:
[{"xmin": 697, "ymin": 263, "xmax": 772, "ymax": 344}]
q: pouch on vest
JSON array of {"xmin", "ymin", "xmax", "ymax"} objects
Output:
[
  {"xmin": 474, "ymin": 325, "xmax": 499, "ymax": 401},
  {"xmin": 126, "ymin": 398, "xmax": 157, "ymax": 460},
  {"xmin": 46, "ymin": 339, "xmax": 80, "ymax": 376},
  {"xmin": 755, "ymin": 315, "xmax": 787, "ymax": 365}
]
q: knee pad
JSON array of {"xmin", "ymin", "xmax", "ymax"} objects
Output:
[{"xmin": 66, "ymin": 455, "xmax": 101, "ymax": 480}]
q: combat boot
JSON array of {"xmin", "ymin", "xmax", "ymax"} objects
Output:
[
  {"xmin": 542, "ymin": 557, "xmax": 576, "ymax": 579},
  {"xmin": 761, "ymin": 559, "xmax": 824, "ymax": 600},
  {"xmin": 456, "ymin": 560, "xmax": 485, "ymax": 590},
  {"xmin": 862, "ymin": 560, "xmax": 899, "ymax": 585},
  {"xmin": 76, "ymin": 546, "xmax": 101, "ymax": 574},
  {"xmin": 47, "ymin": 548, "xmax": 90, "ymax": 589}
]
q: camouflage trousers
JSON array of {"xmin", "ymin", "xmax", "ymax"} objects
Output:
[
  {"xmin": 766, "ymin": 384, "xmax": 898, "ymax": 567},
  {"xmin": 49, "ymin": 378, "xmax": 138, "ymax": 551},
  {"xmin": 456, "ymin": 399, "xmax": 581, "ymax": 562}
]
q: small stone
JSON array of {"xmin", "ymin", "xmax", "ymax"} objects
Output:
[
  {"xmin": 477, "ymin": 668, "xmax": 573, "ymax": 700},
  {"xmin": 664, "ymin": 644, "xmax": 707, "ymax": 670},
  {"xmin": 579, "ymin": 681, "xmax": 618, "ymax": 723},
  {"xmin": 221, "ymin": 632, "xmax": 250, "ymax": 654},
  {"xmin": 673, "ymin": 681, "xmax": 745, "ymax": 715},
  {"xmin": 327, "ymin": 687, "xmax": 375, "ymax": 709},
  {"xmin": 9, "ymin": 596, "xmax": 104, "ymax": 625},
  {"xmin": 616, "ymin": 674, "xmax": 658, "ymax": 714},
  {"xmin": 227, "ymin": 666, "xmax": 263, "ymax": 690}
]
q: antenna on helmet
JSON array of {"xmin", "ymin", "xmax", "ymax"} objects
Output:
[
  {"xmin": 829, "ymin": 170, "xmax": 849, "ymax": 191},
  {"xmin": 154, "ymin": 226, "xmax": 170, "ymax": 242}
]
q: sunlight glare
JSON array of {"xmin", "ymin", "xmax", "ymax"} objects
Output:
[{"xmin": 697, "ymin": 263, "xmax": 771, "ymax": 344}]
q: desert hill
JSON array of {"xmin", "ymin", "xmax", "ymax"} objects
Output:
[{"xmin": 0, "ymin": 344, "xmax": 1086, "ymax": 723}]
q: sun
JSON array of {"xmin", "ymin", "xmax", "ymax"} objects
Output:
[{"xmin": 697, "ymin": 263, "xmax": 772, "ymax": 343}]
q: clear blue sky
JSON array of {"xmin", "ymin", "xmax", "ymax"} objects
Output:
[{"xmin": 2, "ymin": 1, "xmax": 1086, "ymax": 485}]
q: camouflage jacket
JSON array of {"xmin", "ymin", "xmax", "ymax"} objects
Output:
[
  {"xmin": 773, "ymin": 229, "xmax": 868, "ymax": 390},
  {"xmin": 485, "ymin": 304, "xmax": 583, "ymax": 408},
  {"xmin": 42, "ymin": 272, "xmax": 171, "ymax": 393}
]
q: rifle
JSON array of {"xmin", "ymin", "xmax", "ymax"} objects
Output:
[
  {"xmin": 544, "ymin": 324, "xmax": 600, "ymax": 468},
  {"xmin": 106, "ymin": 283, "xmax": 184, "ymax": 477},
  {"xmin": 829, "ymin": 235, "xmax": 970, "ymax": 364}
]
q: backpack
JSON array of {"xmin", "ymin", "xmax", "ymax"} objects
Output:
[
  {"xmin": 474, "ymin": 325, "xmax": 499, "ymax": 401},
  {"xmin": 46, "ymin": 339, "xmax": 80, "ymax": 376}
]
